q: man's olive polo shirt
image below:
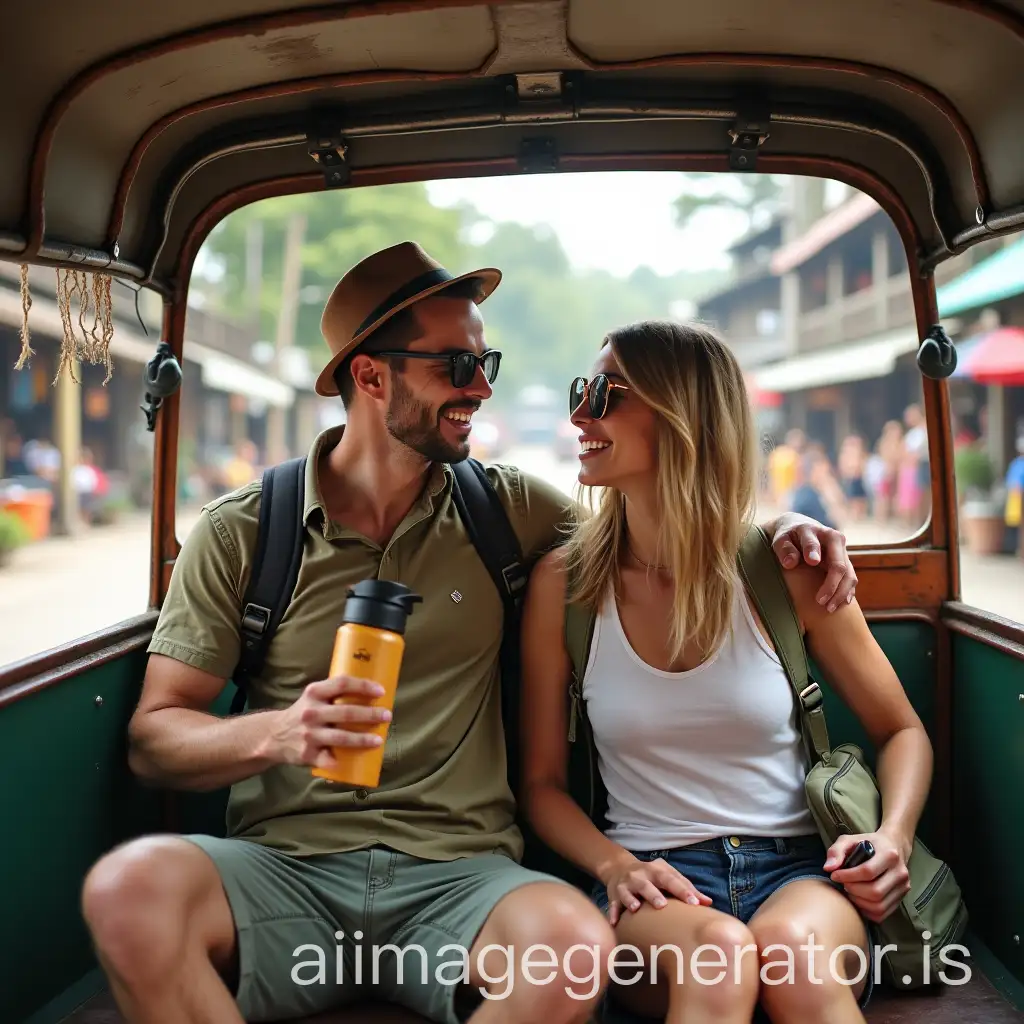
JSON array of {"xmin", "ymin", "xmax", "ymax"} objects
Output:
[{"xmin": 147, "ymin": 426, "xmax": 574, "ymax": 862}]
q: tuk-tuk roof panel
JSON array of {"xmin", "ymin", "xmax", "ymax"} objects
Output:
[{"xmin": 2, "ymin": 0, "xmax": 1023, "ymax": 291}]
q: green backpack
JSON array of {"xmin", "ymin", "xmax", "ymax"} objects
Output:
[{"xmin": 561, "ymin": 523, "xmax": 968, "ymax": 991}]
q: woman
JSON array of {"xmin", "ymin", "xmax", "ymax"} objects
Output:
[{"xmin": 520, "ymin": 320, "xmax": 932, "ymax": 1024}]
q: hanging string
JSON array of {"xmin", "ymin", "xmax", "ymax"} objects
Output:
[
  {"xmin": 14, "ymin": 263, "xmax": 33, "ymax": 370},
  {"xmin": 112, "ymin": 277, "xmax": 149, "ymax": 337},
  {"xmin": 54, "ymin": 267, "xmax": 114, "ymax": 385}
]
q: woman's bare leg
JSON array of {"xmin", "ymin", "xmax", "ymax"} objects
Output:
[
  {"xmin": 748, "ymin": 879, "xmax": 869, "ymax": 1024},
  {"xmin": 608, "ymin": 902, "xmax": 760, "ymax": 1024}
]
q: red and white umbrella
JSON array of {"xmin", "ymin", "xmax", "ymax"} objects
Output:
[{"xmin": 957, "ymin": 326, "xmax": 1024, "ymax": 386}]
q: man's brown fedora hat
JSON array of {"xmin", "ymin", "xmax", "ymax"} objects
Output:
[{"xmin": 316, "ymin": 241, "xmax": 502, "ymax": 397}]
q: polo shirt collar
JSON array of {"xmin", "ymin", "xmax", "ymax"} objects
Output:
[{"xmin": 302, "ymin": 425, "xmax": 452, "ymax": 539}]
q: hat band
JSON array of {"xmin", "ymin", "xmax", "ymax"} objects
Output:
[{"xmin": 353, "ymin": 267, "xmax": 454, "ymax": 339}]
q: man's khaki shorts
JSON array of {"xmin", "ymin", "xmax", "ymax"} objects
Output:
[{"xmin": 183, "ymin": 834, "xmax": 571, "ymax": 1023}]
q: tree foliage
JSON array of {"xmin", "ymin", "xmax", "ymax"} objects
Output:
[
  {"xmin": 194, "ymin": 185, "xmax": 469, "ymax": 349},
  {"xmin": 673, "ymin": 173, "xmax": 786, "ymax": 235},
  {"xmin": 191, "ymin": 182, "xmax": 728, "ymax": 413}
]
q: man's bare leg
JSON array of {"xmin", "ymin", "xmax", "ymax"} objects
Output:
[
  {"xmin": 464, "ymin": 882, "xmax": 615, "ymax": 1024},
  {"xmin": 82, "ymin": 836, "xmax": 242, "ymax": 1024}
]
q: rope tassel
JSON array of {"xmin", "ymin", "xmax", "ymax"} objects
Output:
[
  {"xmin": 54, "ymin": 268, "xmax": 114, "ymax": 385},
  {"xmin": 14, "ymin": 263, "xmax": 33, "ymax": 370}
]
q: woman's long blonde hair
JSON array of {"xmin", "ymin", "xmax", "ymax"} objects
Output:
[{"xmin": 563, "ymin": 319, "xmax": 759, "ymax": 664}]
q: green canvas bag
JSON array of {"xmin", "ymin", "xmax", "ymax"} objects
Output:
[{"xmin": 562, "ymin": 523, "xmax": 968, "ymax": 990}]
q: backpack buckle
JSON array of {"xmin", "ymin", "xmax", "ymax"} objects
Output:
[
  {"xmin": 799, "ymin": 682, "xmax": 822, "ymax": 710},
  {"xmin": 241, "ymin": 603, "xmax": 271, "ymax": 636},
  {"xmin": 502, "ymin": 561, "xmax": 527, "ymax": 597}
]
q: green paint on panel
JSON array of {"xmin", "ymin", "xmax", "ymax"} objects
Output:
[
  {"xmin": 811, "ymin": 621, "xmax": 939, "ymax": 847},
  {"xmin": 952, "ymin": 634, "xmax": 1024, "ymax": 990},
  {"xmin": 0, "ymin": 650, "xmax": 161, "ymax": 1023}
]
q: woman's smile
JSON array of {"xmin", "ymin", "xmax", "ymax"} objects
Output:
[{"xmin": 579, "ymin": 434, "xmax": 612, "ymax": 460}]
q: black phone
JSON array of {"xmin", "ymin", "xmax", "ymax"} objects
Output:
[{"xmin": 841, "ymin": 839, "xmax": 875, "ymax": 868}]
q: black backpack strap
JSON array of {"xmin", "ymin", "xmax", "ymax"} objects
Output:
[
  {"xmin": 448, "ymin": 459, "xmax": 529, "ymax": 791},
  {"xmin": 449, "ymin": 459, "xmax": 529, "ymax": 614},
  {"xmin": 230, "ymin": 456, "xmax": 307, "ymax": 713},
  {"xmin": 449, "ymin": 460, "xmax": 585, "ymax": 882}
]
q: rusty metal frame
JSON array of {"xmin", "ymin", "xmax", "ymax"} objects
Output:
[
  {"xmin": 22, "ymin": 0, "xmax": 505, "ymax": 257},
  {"xmin": 138, "ymin": 95, "xmax": 959, "ymax": 290},
  {"xmin": 104, "ymin": 68, "xmax": 483, "ymax": 253},
  {"xmin": 560, "ymin": 51, "xmax": 990, "ymax": 209},
  {"xmin": 12, "ymin": 0, "xmax": 1024, "ymax": 271},
  {"xmin": 108, "ymin": 52, "xmax": 989, "ymax": 265}
]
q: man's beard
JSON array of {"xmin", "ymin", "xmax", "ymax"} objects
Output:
[{"xmin": 385, "ymin": 373, "xmax": 476, "ymax": 464}]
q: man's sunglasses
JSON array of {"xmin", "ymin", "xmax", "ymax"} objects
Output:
[
  {"xmin": 569, "ymin": 374, "xmax": 631, "ymax": 419},
  {"xmin": 373, "ymin": 349, "xmax": 501, "ymax": 389}
]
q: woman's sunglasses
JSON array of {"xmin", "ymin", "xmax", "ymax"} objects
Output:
[
  {"xmin": 569, "ymin": 374, "xmax": 631, "ymax": 419},
  {"xmin": 373, "ymin": 349, "xmax": 501, "ymax": 389}
]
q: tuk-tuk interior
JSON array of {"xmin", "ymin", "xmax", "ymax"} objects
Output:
[{"xmin": 2, "ymin": 1, "xmax": 1023, "ymax": 1021}]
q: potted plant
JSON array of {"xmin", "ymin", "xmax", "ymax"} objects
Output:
[
  {"xmin": 955, "ymin": 446, "xmax": 1004, "ymax": 555},
  {"xmin": 0, "ymin": 508, "xmax": 31, "ymax": 568}
]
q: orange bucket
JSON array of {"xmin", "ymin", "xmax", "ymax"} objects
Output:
[{"xmin": 2, "ymin": 490, "xmax": 53, "ymax": 541}]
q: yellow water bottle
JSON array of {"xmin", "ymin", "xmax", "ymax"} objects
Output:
[{"xmin": 311, "ymin": 579, "xmax": 421, "ymax": 788}]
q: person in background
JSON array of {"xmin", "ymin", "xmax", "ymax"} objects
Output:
[
  {"xmin": 899, "ymin": 404, "xmax": 929, "ymax": 528},
  {"xmin": 863, "ymin": 446, "xmax": 886, "ymax": 519},
  {"xmin": 790, "ymin": 450, "xmax": 844, "ymax": 530},
  {"xmin": 72, "ymin": 447, "xmax": 109, "ymax": 525},
  {"xmin": 1, "ymin": 418, "xmax": 28, "ymax": 478},
  {"xmin": 767, "ymin": 428, "xmax": 805, "ymax": 506},
  {"xmin": 1004, "ymin": 433, "xmax": 1024, "ymax": 556},
  {"xmin": 220, "ymin": 439, "xmax": 261, "ymax": 491},
  {"xmin": 22, "ymin": 436, "xmax": 60, "ymax": 483},
  {"xmin": 873, "ymin": 420, "xmax": 904, "ymax": 523},
  {"xmin": 838, "ymin": 434, "xmax": 868, "ymax": 520}
]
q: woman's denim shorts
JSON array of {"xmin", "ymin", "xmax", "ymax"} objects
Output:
[{"xmin": 591, "ymin": 833, "xmax": 874, "ymax": 1021}]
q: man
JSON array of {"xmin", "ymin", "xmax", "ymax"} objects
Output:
[{"xmin": 81, "ymin": 242, "xmax": 858, "ymax": 1024}]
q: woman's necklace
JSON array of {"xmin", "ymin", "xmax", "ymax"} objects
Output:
[{"xmin": 626, "ymin": 543, "xmax": 668, "ymax": 572}]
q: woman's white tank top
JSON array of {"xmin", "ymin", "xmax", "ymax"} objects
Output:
[{"xmin": 582, "ymin": 582, "xmax": 815, "ymax": 850}]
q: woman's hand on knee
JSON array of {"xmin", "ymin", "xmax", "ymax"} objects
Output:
[{"xmin": 601, "ymin": 853, "xmax": 712, "ymax": 925}]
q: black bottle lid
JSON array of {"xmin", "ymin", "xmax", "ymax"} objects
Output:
[{"xmin": 342, "ymin": 579, "xmax": 422, "ymax": 635}]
